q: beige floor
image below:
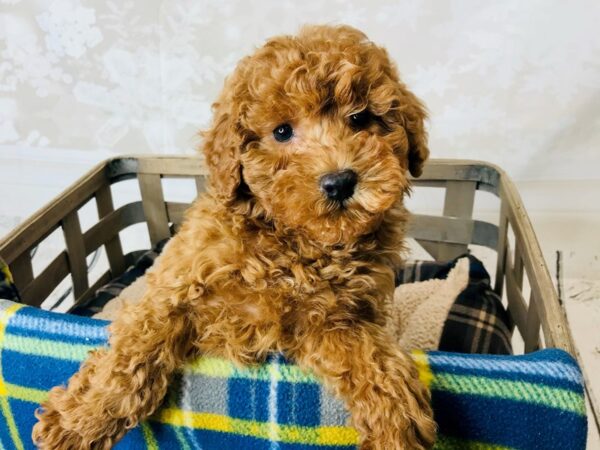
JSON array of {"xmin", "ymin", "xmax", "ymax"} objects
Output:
[{"xmin": 526, "ymin": 213, "xmax": 600, "ymax": 449}]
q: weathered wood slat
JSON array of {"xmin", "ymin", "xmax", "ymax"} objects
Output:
[
  {"xmin": 504, "ymin": 257, "xmax": 528, "ymax": 337},
  {"xmin": 137, "ymin": 157, "xmax": 207, "ymax": 176},
  {"xmin": 411, "ymin": 217, "xmax": 498, "ymax": 258},
  {"xmin": 500, "ymin": 177, "xmax": 574, "ymax": 353},
  {"xmin": 138, "ymin": 174, "xmax": 171, "ymax": 246},
  {"xmin": 195, "ymin": 176, "xmax": 206, "ymax": 194},
  {"xmin": 524, "ymin": 294, "xmax": 541, "ymax": 353},
  {"xmin": 494, "ymin": 204, "xmax": 509, "ymax": 296},
  {"xmin": 10, "ymin": 252, "xmax": 34, "ymax": 293},
  {"xmin": 83, "ymin": 202, "xmax": 145, "ymax": 256},
  {"xmin": 165, "ymin": 202, "xmax": 191, "ymax": 226},
  {"xmin": 410, "ymin": 180, "xmax": 447, "ymax": 189},
  {"xmin": 96, "ymin": 185, "xmax": 126, "ymax": 277},
  {"xmin": 444, "ymin": 181, "xmax": 476, "ymax": 217},
  {"xmin": 20, "ymin": 252, "xmax": 69, "ymax": 307},
  {"xmin": 408, "ymin": 215, "xmax": 474, "ymax": 246},
  {"xmin": 514, "ymin": 243, "xmax": 524, "ymax": 288},
  {"xmin": 472, "ymin": 221, "xmax": 498, "ymax": 249},
  {"xmin": 0, "ymin": 166, "xmax": 106, "ymax": 265},
  {"xmin": 438, "ymin": 181, "xmax": 476, "ymax": 260},
  {"xmin": 62, "ymin": 211, "xmax": 89, "ymax": 299},
  {"xmin": 416, "ymin": 160, "xmax": 501, "ymax": 194}
]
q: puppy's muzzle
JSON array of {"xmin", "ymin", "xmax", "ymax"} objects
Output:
[{"xmin": 320, "ymin": 169, "xmax": 358, "ymax": 202}]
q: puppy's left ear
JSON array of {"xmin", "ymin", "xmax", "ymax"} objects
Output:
[
  {"xmin": 201, "ymin": 100, "xmax": 243, "ymax": 205},
  {"xmin": 401, "ymin": 89, "xmax": 429, "ymax": 178}
]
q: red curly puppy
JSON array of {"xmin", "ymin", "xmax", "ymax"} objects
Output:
[{"xmin": 33, "ymin": 25, "xmax": 436, "ymax": 449}]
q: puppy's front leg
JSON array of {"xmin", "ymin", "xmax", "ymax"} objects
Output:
[
  {"xmin": 293, "ymin": 323, "xmax": 436, "ymax": 450},
  {"xmin": 32, "ymin": 282, "xmax": 202, "ymax": 450}
]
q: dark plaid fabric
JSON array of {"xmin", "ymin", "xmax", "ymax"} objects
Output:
[{"xmin": 397, "ymin": 254, "xmax": 513, "ymax": 355}]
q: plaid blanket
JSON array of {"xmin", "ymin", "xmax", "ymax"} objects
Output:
[
  {"xmin": 398, "ymin": 255, "xmax": 513, "ymax": 354},
  {"xmin": 0, "ymin": 300, "xmax": 587, "ymax": 449}
]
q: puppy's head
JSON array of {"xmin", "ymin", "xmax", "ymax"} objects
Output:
[{"xmin": 203, "ymin": 25, "xmax": 428, "ymax": 245}]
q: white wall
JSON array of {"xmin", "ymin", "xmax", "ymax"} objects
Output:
[
  {"xmin": 1, "ymin": 0, "xmax": 599, "ymax": 180},
  {"xmin": 1, "ymin": 0, "xmax": 599, "ymax": 277}
]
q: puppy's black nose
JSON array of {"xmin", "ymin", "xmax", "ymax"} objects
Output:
[{"xmin": 320, "ymin": 169, "xmax": 358, "ymax": 202}]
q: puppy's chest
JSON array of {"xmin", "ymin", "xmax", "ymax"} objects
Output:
[{"xmin": 238, "ymin": 251, "xmax": 387, "ymax": 303}]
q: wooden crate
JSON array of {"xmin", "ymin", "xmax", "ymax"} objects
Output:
[{"xmin": 0, "ymin": 156, "xmax": 575, "ymax": 355}]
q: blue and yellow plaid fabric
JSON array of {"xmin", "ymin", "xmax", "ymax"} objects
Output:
[{"xmin": 0, "ymin": 299, "xmax": 587, "ymax": 450}]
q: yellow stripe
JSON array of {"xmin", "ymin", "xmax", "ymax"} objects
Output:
[
  {"xmin": 156, "ymin": 408, "xmax": 359, "ymax": 445},
  {"xmin": 0, "ymin": 304, "xmax": 23, "ymax": 328},
  {"xmin": 185, "ymin": 357, "xmax": 236, "ymax": 378},
  {"xmin": 0, "ymin": 303, "xmax": 25, "ymax": 450},
  {"xmin": 412, "ymin": 350, "xmax": 433, "ymax": 390},
  {"xmin": 160, "ymin": 409, "xmax": 232, "ymax": 433},
  {"xmin": 1, "ymin": 265, "xmax": 14, "ymax": 284}
]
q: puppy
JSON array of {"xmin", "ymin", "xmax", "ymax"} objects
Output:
[{"xmin": 33, "ymin": 25, "xmax": 436, "ymax": 449}]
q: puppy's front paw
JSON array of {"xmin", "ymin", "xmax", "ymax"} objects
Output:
[
  {"xmin": 33, "ymin": 397, "xmax": 87, "ymax": 450},
  {"xmin": 355, "ymin": 363, "xmax": 436, "ymax": 450},
  {"xmin": 400, "ymin": 380, "xmax": 436, "ymax": 449},
  {"xmin": 358, "ymin": 399, "xmax": 436, "ymax": 450},
  {"xmin": 360, "ymin": 411, "xmax": 436, "ymax": 450},
  {"xmin": 32, "ymin": 385, "xmax": 115, "ymax": 450},
  {"xmin": 293, "ymin": 327, "xmax": 436, "ymax": 449}
]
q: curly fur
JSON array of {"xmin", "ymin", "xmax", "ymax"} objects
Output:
[{"xmin": 33, "ymin": 25, "xmax": 436, "ymax": 449}]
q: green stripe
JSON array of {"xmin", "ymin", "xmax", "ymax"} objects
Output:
[
  {"xmin": 433, "ymin": 373, "xmax": 585, "ymax": 415},
  {"xmin": 4, "ymin": 336, "xmax": 317, "ymax": 384},
  {"xmin": 4, "ymin": 383, "xmax": 47, "ymax": 404},
  {"xmin": 3, "ymin": 334, "xmax": 95, "ymax": 361},
  {"xmin": 141, "ymin": 422, "xmax": 158, "ymax": 450},
  {"xmin": 173, "ymin": 426, "xmax": 191, "ymax": 450},
  {"xmin": 0, "ymin": 396, "xmax": 22, "ymax": 450},
  {"xmin": 434, "ymin": 435, "xmax": 514, "ymax": 449}
]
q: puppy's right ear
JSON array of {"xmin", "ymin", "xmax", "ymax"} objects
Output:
[
  {"xmin": 201, "ymin": 101, "xmax": 243, "ymax": 205},
  {"xmin": 400, "ymin": 89, "xmax": 429, "ymax": 178}
]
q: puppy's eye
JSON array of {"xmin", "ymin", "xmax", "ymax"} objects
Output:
[
  {"xmin": 273, "ymin": 123, "xmax": 293, "ymax": 142},
  {"xmin": 349, "ymin": 110, "xmax": 372, "ymax": 129}
]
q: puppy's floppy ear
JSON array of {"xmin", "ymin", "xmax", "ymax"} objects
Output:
[
  {"xmin": 201, "ymin": 101, "xmax": 243, "ymax": 204},
  {"xmin": 400, "ymin": 89, "xmax": 429, "ymax": 178}
]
